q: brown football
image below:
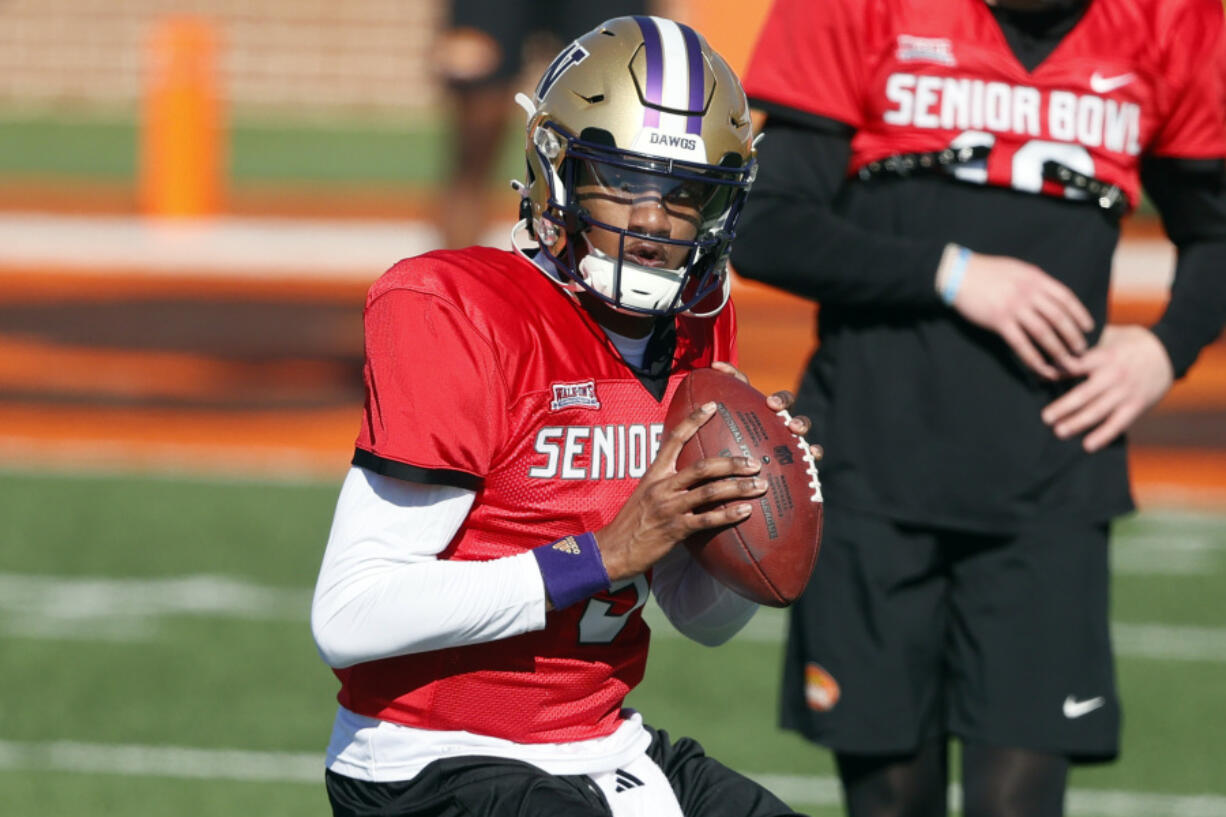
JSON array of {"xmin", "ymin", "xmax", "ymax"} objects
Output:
[{"xmin": 664, "ymin": 368, "xmax": 823, "ymax": 607}]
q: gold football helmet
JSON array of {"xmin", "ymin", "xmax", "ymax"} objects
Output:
[{"xmin": 514, "ymin": 16, "xmax": 756, "ymax": 317}]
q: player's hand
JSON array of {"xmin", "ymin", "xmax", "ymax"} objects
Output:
[
  {"xmin": 947, "ymin": 252, "xmax": 1094, "ymax": 380},
  {"xmin": 593, "ymin": 399, "xmax": 766, "ymax": 583},
  {"xmin": 1041, "ymin": 324, "xmax": 1174, "ymax": 452},
  {"xmin": 710, "ymin": 361, "xmax": 823, "ymax": 461}
]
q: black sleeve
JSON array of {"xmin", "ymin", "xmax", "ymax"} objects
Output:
[
  {"xmin": 730, "ymin": 114, "xmax": 947, "ymax": 308},
  {"xmin": 352, "ymin": 448, "xmax": 483, "ymax": 491},
  {"xmin": 1140, "ymin": 157, "xmax": 1226, "ymax": 378}
]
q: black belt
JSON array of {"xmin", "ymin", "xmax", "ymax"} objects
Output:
[
  {"xmin": 856, "ymin": 146, "xmax": 1127, "ymax": 217},
  {"xmin": 855, "ymin": 145, "xmax": 991, "ymax": 179}
]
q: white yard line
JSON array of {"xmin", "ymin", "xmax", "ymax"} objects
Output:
[
  {"xmin": 1, "ymin": 573, "xmax": 1224, "ymax": 662},
  {"xmin": 0, "ymin": 739, "xmax": 1222, "ymax": 816}
]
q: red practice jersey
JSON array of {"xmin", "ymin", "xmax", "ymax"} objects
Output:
[
  {"xmin": 744, "ymin": 0, "xmax": 1226, "ymax": 210},
  {"xmin": 340, "ymin": 246, "xmax": 737, "ymax": 743}
]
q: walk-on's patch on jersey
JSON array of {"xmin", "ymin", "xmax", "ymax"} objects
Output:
[
  {"xmin": 345, "ymin": 246, "xmax": 736, "ymax": 744},
  {"xmin": 550, "ymin": 380, "xmax": 601, "ymax": 411},
  {"xmin": 744, "ymin": 0, "xmax": 1226, "ymax": 211}
]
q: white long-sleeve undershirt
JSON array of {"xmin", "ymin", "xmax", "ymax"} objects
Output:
[{"xmin": 310, "ymin": 467, "xmax": 758, "ymax": 670}]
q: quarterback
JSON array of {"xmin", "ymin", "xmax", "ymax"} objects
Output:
[
  {"xmin": 733, "ymin": 1, "xmax": 1226, "ymax": 816},
  {"xmin": 311, "ymin": 16, "xmax": 813, "ymax": 817}
]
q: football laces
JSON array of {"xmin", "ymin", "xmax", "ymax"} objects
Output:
[{"xmin": 776, "ymin": 409, "xmax": 824, "ymax": 503}]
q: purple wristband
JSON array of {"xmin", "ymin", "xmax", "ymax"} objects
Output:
[{"xmin": 531, "ymin": 532, "xmax": 610, "ymax": 610}]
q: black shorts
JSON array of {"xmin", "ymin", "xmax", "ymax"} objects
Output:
[
  {"xmin": 781, "ymin": 505, "xmax": 1119, "ymax": 762},
  {"xmin": 325, "ymin": 724, "xmax": 806, "ymax": 817},
  {"xmin": 440, "ymin": 0, "xmax": 649, "ymax": 86}
]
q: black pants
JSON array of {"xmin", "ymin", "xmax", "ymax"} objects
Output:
[{"xmin": 325, "ymin": 724, "xmax": 807, "ymax": 817}]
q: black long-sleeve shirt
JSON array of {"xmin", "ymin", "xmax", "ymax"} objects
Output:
[{"xmin": 731, "ymin": 4, "xmax": 1226, "ymax": 532}]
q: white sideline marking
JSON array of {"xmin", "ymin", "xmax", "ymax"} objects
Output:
[
  {"xmin": 1, "ymin": 573, "xmax": 1225, "ymax": 663},
  {"xmin": 1114, "ymin": 535, "xmax": 1221, "ymax": 575},
  {"xmin": 0, "ymin": 573, "xmax": 308, "ymax": 641},
  {"xmin": 0, "ymin": 740, "xmax": 322, "ymax": 783},
  {"xmin": 0, "ymin": 214, "xmax": 432, "ymax": 279},
  {"xmin": 698, "ymin": 610, "xmax": 1226, "ymax": 664},
  {"xmin": 0, "ymin": 212, "xmax": 1176, "ymax": 295},
  {"xmin": 0, "ymin": 213, "xmax": 508, "ymax": 279},
  {"xmin": 0, "ymin": 740, "xmax": 1223, "ymax": 816},
  {"xmin": 1112, "ymin": 622, "xmax": 1226, "ymax": 663}
]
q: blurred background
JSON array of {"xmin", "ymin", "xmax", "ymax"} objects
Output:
[{"xmin": 0, "ymin": 2, "xmax": 1221, "ymax": 815}]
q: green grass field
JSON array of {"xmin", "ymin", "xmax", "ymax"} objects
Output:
[
  {"xmin": 0, "ymin": 109, "xmax": 523, "ymax": 187},
  {"xmin": 1, "ymin": 467, "xmax": 1223, "ymax": 816}
]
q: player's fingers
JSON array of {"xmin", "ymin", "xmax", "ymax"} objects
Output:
[
  {"xmin": 689, "ymin": 502, "xmax": 754, "ymax": 530},
  {"xmin": 1039, "ymin": 277, "xmax": 1095, "ymax": 332},
  {"xmin": 656, "ymin": 402, "xmax": 718, "ymax": 464},
  {"xmin": 787, "ymin": 413, "xmax": 812, "ymax": 437},
  {"xmin": 679, "ymin": 475, "xmax": 768, "ymax": 517},
  {"xmin": 1054, "ymin": 342, "xmax": 1108, "ymax": 378},
  {"xmin": 1001, "ymin": 324, "xmax": 1059, "ymax": 380},
  {"xmin": 1082, "ymin": 404, "xmax": 1136, "ymax": 452},
  {"xmin": 674, "ymin": 456, "xmax": 761, "ymax": 490},
  {"xmin": 710, "ymin": 360, "xmax": 750, "ymax": 384},
  {"xmin": 1033, "ymin": 290, "xmax": 1089, "ymax": 355},
  {"xmin": 1041, "ymin": 357, "xmax": 1111, "ymax": 425},
  {"xmin": 1017, "ymin": 307, "xmax": 1079, "ymax": 373},
  {"xmin": 810, "ymin": 443, "xmax": 824, "ymax": 462},
  {"xmin": 1050, "ymin": 385, "xmax": 1120, "ymax": 440},
  {"xmin": 1042, "ymin": 386, "xmax": 1094, "ymax": 429},
  {"xmin": 766, "ymin": 389, "xmax": 795, "ymax": 411}
]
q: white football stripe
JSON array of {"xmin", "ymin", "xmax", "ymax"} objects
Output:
[
  {"xmin": 2, "ymin": 573, "xmax": 1226, "ymax": 663},
  {"xmin": 653, "ymin": 16, "xmax": 692, "ymax": 114},
  {"xmin": 1114, "ymin": 535, "xmax": 1220, "ymax": 575},
  {"xmin": 0, "ymin": 739, "xmax": 322, "ymax": 783},
  {"xmin": 650, "ymin": 16, "xmax": 691, "ymax": 135},
  {"xmin": 0, "ymin": 740, "xmax": 1223, "ymax": 815}
]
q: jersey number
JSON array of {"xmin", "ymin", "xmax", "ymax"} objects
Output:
[
  {"xmin": 950, "ymin": 131, "xmax": 1095, "ymax": 201},
  {"xmin": 578, "ymin": 575, "xmax": 648, "ymax": 644}
]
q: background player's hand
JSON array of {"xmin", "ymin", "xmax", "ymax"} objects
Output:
[
  {"xmin": 946, "ymin": 252, "xmax": 1094, "ymax": 379},
  {"xmin": 1041, "ymin": 324, "xmax": 1174, "ymax": 452},
  {"xmin": 594, "ymin": 400, "xmax": 766, "ymax": 583},
  {"xmin": 710, "ymin": 361, "xmax": 823, "ymax": 460}
]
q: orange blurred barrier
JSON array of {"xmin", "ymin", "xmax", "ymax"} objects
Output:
[
  {"xmin": 139, "ymin": 17, "xmax": 224, "ymax": 217},
  {"xmin": 672, "ymin": 0, "xmax": 773, "ymax": 75}
]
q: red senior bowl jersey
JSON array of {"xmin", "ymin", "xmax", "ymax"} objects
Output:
[
  {"xmin": 744, "ymin": 0, "xmax": 1226, "ymax": 210},
  {"xmin": 340, "ymin": 246, "xmax": 736, "ymax": 743}
]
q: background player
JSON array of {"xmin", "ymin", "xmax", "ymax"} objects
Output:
[
  {"xmin": 435, "ymin": 0, "xmax": 648, "ymax": 249},
  {"xmin": 312, "ymin": 16, "xmax": 816, "ymax": 817},
  {"xmin": 732, "ymin": 1, "xmax": 1226, "ymax": 816}
]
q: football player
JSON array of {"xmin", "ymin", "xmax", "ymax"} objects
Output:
[
  {"xmin": 733, "ymin": 1, "xmax": 1226, "ymax": 817},
  {"xmin": 312, "ymin": 16, "xmax": 816, "ymax": 817}
]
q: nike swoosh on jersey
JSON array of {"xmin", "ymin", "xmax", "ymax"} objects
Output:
[
  {"xmin": 1089, "ymin": 72, "xmax": 1135, "ymax": 94},
  {"xmin": 1063, "ymin": 695, "xmax": 1106, "ymax": 719}
]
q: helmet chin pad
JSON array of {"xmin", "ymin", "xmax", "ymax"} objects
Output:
[{"xmin": 577, "ymin": 238, "xmax": 688, "ymax": 315}]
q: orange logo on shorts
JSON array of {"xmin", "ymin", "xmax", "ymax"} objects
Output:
[{"xmin": 804, "ymin": 662, "xmax": 841, "ymax": 711}]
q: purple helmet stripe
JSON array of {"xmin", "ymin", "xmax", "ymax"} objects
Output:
[
  {"xmin": 634, "ymin": 15, "xmax": 663, "ymax": 127},
  {"xmin": 681, "ymin": 24, "xmax": 705, "ymax": 135}
]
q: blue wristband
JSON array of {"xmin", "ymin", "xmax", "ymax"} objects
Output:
[
  {"xmin": 531, "ymin": 532, "xmax": 610, "ymax": 610},
  {"xmin": 941, "ymin": 245, "xmax": 972, "ymax": 305}
]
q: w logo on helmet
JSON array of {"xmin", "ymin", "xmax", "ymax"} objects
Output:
[{"xmin": 535, "ymin": 42, "xmax": 590, "ymax": 101}]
